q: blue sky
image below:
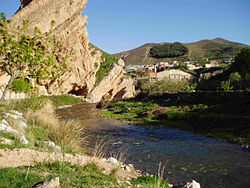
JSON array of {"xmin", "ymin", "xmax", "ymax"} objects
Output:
[{"xmin": 1, "ymin": 0, "xmax": 250, "ymax": 54}]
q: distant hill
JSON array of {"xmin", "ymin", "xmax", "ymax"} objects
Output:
[{"xmin": 114, "ymin": 38, "xmax": 248, "ymax": 65}]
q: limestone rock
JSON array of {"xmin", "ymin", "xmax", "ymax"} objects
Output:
[
  {"xmin": 1, "ymin": 0, "xmax": 135, "ymax": 102},
  {"xmin": 17, "ymin": 120, "xmax": 28, "ymax": 129},
  {"xmin": 184, "ymin": 180, "xmax": 201, "ymax": 188},
  {"xmin": 107, "ymin": 157, "xmax": 119, "ymax": 165},
  {"xmin": 33, "ymin": 177, "xmax": 60, "ymax": 188},
  {"xmin": 20, "ymin": 135, "xmax": 29, "ymax": 145},
  {"xmin": 0, "ymin": 137, "xmax": 13, "ymax": 145}
]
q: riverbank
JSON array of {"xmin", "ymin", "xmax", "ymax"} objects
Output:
[
  {"xmin": 100, "ymin": 92, "xmax": 250, "ymax": 146},
  {"xmin": 0, "ymin": 95, "xmax": 175, "ymax": 188}
]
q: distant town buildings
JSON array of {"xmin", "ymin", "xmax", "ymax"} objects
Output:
[{"xmin": 125, "ymin": 58, "xmax": 225, "ymax": 82}]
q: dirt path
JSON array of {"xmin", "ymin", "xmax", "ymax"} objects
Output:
[{"xmin": 0, "ymin": 148, "xmax": 137, "ymax": 179}]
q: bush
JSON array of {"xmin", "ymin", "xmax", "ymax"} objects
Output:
[
  {"xmin": 10, "ymin": 78, "xmax": 32, "ymax": 93},
  {"xmin": 139, "ymin": 79, "xmax": 190, "ymax": 94}
]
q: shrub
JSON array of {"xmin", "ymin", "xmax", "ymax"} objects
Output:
[
  {"xmin": 10, "ymin": 78, "xmax": 32, "ymax": 93},
  {"xmin": 139, "ymin": 79, "xmax": 190, "ymax": 94}
]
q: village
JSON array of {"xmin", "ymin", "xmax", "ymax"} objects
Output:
[{"xmin": 125, "ymin": 58, "xmax": 233, "ymax": 81}]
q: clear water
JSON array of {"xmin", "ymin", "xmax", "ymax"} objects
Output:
[{"xmin": 57, "ymin": 104, "xmax": 250, "ymax": 188}]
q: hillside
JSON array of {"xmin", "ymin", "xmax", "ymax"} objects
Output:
[{"xmin": 114, "ymin": 38, "xmax": 248, "ymax": 65}]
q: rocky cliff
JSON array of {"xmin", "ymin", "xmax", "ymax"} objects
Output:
[{"xmin": 0, "ymin": 0, "xmax": 135, "ymax": 102}]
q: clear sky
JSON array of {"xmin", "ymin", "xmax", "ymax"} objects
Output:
[{"xmin": 1, "ymin": 0, "xmax": 250, "ymax": 54}]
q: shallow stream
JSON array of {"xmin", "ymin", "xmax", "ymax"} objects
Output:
[{"xmin": 57, "ymin": 103, "xmax": 250, "ymax": 188}]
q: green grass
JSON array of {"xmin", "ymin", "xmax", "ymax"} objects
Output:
[
  {"xmin": 131, "ymin": 175, "xmax": 171, "ymax": 188},
  {"xmin": 96, "ymin": 52, "xmax": 118, "ymax": 84},
  {"xmin": 0, "ymin": 161, "xmax": 118, "ymax": 188},
  {"xmin": 3, "ymin": 95, "xmax": 83, "ymax": 113},
  {"xmin": 0, "ymin": 167, "xmax": 45, "ymax": 188},
  {"xmin": 89, "ymin": 43, "xmax": 119, "ymax": 84}
]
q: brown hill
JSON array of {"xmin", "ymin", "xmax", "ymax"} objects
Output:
[{"xmin": 114, "ymin": 38, "xmax": 248, "ymax": 65}]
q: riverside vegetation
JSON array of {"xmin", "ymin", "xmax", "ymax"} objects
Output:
[
  {"xmin": 100, "ymin": 96, "xmax": 250, "ymax": 146},
  {"xmin": 0, "ymin": 95, "xmax": 173, "ymax": 188}
]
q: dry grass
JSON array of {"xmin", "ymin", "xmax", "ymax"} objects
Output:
[
  {"xmin": 25, "ymin": 100, "xmax": 84, "ymax": 153},
  {"xmin": 92, "ymin": 138, "xmax": 108, "ymax": 158},
  {"xmin": 156, "ymin": 162, "xmax": 168, "ymax": 188}
]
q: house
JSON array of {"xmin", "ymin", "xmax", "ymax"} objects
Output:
[
  {"xmin": 205, "ymin": 64, "xmax": 212, "ymax": 68},
  {"xmin": 156, "ymin": 69, "xmax": 194, "ymax": 81},
  {"xmin": 149, "ymin": 72, "xmax": 157, "ymax": 81},
  {"xmin": 210, "ymin": 60, "xmax": 219, "ymax": 67},
  {"xmin": 205, "ymin": 60, "xmax": 219, "ymax": 68},
  {"xmin": 185, "ymin": 64, "xmax": 201, "ymax": 70}
]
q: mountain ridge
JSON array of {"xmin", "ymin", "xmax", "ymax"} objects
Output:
[{"xmin": 114, "ymin": 38, "xmax": 248, "ymax": 65}]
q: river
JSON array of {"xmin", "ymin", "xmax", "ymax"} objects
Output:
[{"xmin": 57, "ymin": 103, "xmax": 250, "ymax": 188}]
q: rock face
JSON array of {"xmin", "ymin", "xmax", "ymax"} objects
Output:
[{"xmin": 0, "ymin": 0, "xmax": 135, "ymax": 102}]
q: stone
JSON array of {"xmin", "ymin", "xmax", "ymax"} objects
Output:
[
  {"xmin": 107, "ymin": 157, "xmax": 119, "ymax": 165},
  {"xmin": 10, "ymin": 110, "xmax": 23, "ymax": 118},
  {"xmin": 0, "ymin": 123, "xmax": 19, "ymax": 135},
  {"xmin": 57, "ymin": 105, "xmax": 73, "ymax": 109},
  {"xmin": 0, "ymin": 137, "xmax": 13, "ymax": 145},
  {"xmin": 184, "ymin": 180, "xmax": 201, "ymax": 188},
  {"xmin": 2, "ymin": 119, "xmax": 10, "ymax": 126},
  {"xmin": 44, "ymin": 141, "xmax": 61, "ymax": 151},
  {"xmin": 5, "ymin": 113, "xmax": 19, "ymax": 119},
  {"xmin": 20, "ymin": 135, "xmax": 29, "ymax": 145},
  {"xmin": 32, "ymin": 177, "xmax": 60, "ymax": 188},
  {"xmin": 0, "ymin": 123, "xmax": 8, "ymax": 131},
  {"xmin": 125, "ymin": 165, "xmax": 132, "ymax": 172},
  {"xmin": 17, "ymin": 120, "xmax": 28, "ymax": 129}
]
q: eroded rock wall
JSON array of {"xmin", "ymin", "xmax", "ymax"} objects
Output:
[{"xmin": 0, "ymin": 0, "xmax": 135, "ymax": 102}]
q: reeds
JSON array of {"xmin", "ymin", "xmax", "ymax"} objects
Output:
[{"xmin": 26, "ymin": 99, "xmax": 84, "ymax": 153}]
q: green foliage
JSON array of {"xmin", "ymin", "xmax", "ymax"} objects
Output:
[
  {"xmin": 139, "ymin": 79, "xmax": 190, "ymax": 94},
  {"xmin": 96, "ymin": 52, "xmax": 118, "ymax": 84},
  {"xmin": 131, "ymin": 175, "xmax": 170, "ymax": 188},
  {"xmin": 9, "ymin": 78, "xmax": 32, "ymax": 93},
  {"xmin": 149, "ymin": 42, "xmax": 188, "ymax": 58},
  {"xmin": 185, "ymin": 83, "xmax": 197, "ymax": 93},
  {"xmin": 0, "ymin": 13, "xmax": 69, "ymax": 103},
  {"xmin": 230, "ymin": 47, "xmax": 250, "ymax": 78},
  {"xmin": 219, "ymin": 79, "xmax": 233, "ymax": 92}
]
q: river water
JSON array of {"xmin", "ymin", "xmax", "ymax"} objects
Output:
[{"xmin": 57, "ymin": 103, "xmax": 250, "ymax": 188}]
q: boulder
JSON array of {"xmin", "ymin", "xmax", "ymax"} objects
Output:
[{"xmin": 184, "ymin": 180, "xmax": 201, "ymax": 188}]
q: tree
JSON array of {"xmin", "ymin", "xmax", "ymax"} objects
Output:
[
  {"xmin": 149, "ymin": 42, "xmax": 189, "ymax": 58},
  {"xmin": 0, "ymin": 13, "xmax": 68, "ymax": 103},
  {"xmin": 230, "ymin": 47, "xmax": 250, "ymax": 78}
]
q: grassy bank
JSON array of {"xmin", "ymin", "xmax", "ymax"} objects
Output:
[{"xmin": 100, "ymin": 98, "xmax": 250, "ymax": 145}]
